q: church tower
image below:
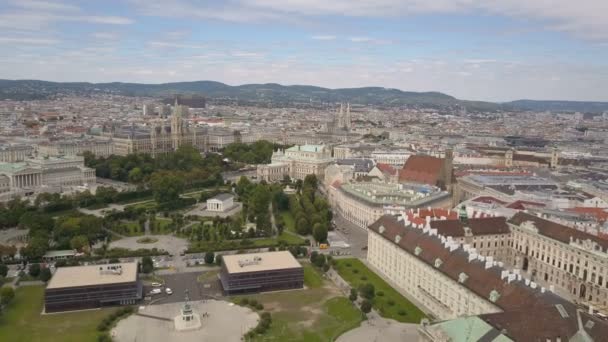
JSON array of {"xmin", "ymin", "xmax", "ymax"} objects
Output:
[
  {"xmin": 550, "ymin": 147, "xmax": 559, "ymax": 168},
  {"xmin": 171, "ymin": 97, "xmax": 184, "ymax": 150},
  {"xmin": 505, "ymin": 149, "xmax": 514, "ymax": 167},
  {"xmin": 345, "ymin": 103, "xmax": 352, "ymax": 131}
]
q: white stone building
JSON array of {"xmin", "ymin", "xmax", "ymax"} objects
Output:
[
  {"xmin": 206, "ymin": 194, "xmax": 234, "ymax": 212},
  {"xmin": 257, "ymin": 144, "xmax": 333, "ymax": 182}
]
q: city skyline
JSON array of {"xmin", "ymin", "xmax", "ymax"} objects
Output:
[{"xmin": 1, "ymin": 0, "xmax": 608, "ymax": 102}]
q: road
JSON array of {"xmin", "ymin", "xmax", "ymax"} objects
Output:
[{"xmin": 333, "ymin": 211, "xmax": 369, "ymax": 259}]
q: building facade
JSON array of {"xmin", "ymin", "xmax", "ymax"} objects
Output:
[
  {"xmin": 45, "ymin": 263, "xmax": 141, "ymax": 313},
  {"xmin": 257, "ymin": 144, "xmax": 334, "ymax": 182}
]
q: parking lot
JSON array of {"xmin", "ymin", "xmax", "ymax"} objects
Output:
[{"xmin": 143, "ymin": 271, "xmax": 223, "ymax": 305}]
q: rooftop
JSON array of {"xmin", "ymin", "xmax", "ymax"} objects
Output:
[
  {"xmin": 209, "ymin": 193, "xmax": 234, "ymax": 201},
  {"xmin": 223, "ymin": 251, "xmax": 302, "ymax": 274},
  {"xmin": 46, "ymin": 262, "xmax": 138, "ymax": 289}
]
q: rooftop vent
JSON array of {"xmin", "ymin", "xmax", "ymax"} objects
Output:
[
  {"xmin": 434, "ymin": 258, "xmax": 443, "ymax": 268},
  {"xmin": 99, "ymin": 264, "xmax": 123, "ymax": 275},
  {"xmin": 556, "ymin": 304, "xmax": 569, "ymax": 318},
  {"xmin": 395, "ymin": 235, "xmax": 401, "ymax": 244},
  {"xmin": 379, "ymin": 225, "xmax": 385, "ymax": 234},
  {"xmin": 238, "ymin": 256, "xmax": 263, "ymax": 268},
  {"xmin": 414, "ymin": 246, "xmax": 422, "ymax": 256}
]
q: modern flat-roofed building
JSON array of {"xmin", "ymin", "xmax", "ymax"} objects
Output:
[
  {"xmin": 220, "ymin": 251, "xmax": 303, "ymax": 295},
  {"xmin": 45, "ymin": 262, "xmax": 142, "ymax": 313}
]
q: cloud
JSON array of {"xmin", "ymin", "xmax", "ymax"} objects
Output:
[
  {"xmin": 349, "ymin": 37, "xmax": 371, "ymax": 43},
  {"xmin": 9, "ymin": 0, "xmax": 79, "ymax": 12},
  {"xmin": 0, "ymin": 37, "xmax": 59, "ymax": 45},
  {"xmin": 148, "ymin": 41, "xmax": 206, "ymax": 49},
  {"xmin": 311, "ymin": 35, "xmax": 336, "ymax": 40}
]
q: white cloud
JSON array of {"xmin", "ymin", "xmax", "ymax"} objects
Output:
[
  {"xmin": 311, "ymin": 35, "xmax": 336, "ymax": 40},
  {"xmin": 349, "ymin": 37, "xmax": 371, "ymax": 43},
  {"xmin": 0, "ymin": 37, "xmax": 59, "ymax": 45},
  {"xmin": 148, "ymin": 41, "xmax": 206, "ymax": 49},
  {"xmin": 9, "ymin": 0, "xmax": 79, "ymax": 12},
  {"xmin": 127, "ymin": 0, "xmax": 608, "ymax": 40}
]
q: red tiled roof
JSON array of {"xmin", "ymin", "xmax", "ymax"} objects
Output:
[
  {"xmin": 567, "ymin": 207, "xmax": 608, "ymax": 223},
  {"xmin": 509, "ymin": 212, "xmax": 608, "ymax": 251},
  {"xmin": 472, "ymin": 196, "xmax": 508, "ymax": 205},
  {"xmin": 398, "ymin": 155, "xmax": 444, "ymax": 185},
  {"xmin": 430, "ymin": 217, "xmax": 510, "ymax": 237},
  {"xmin": 375, "ymin": 163, "xmax": 397, "ymax": 176},
  {"xmin": 505, "ymin": 200, "xmax": 546, "ymax": 210}
]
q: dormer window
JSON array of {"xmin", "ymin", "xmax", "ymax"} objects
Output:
[
  {"xmin": 489, "ymin": 289, "xmax": 500, "ymax": 302},
  {"xmin": 379, "ymin": 225, "xmax": 385, "ymax": 234},
  {"xmin": 434, "ymin": 258, "xmax": 443, "ymax": 268},
  {"xmin": 395, "ymin": 235, "xmax": 401, "ymax": 244},
  {"xmin": 415, "ymin": 246, "xmax": 422, "ymax": 256},
  {"xmin": 458, "ymin": 272, "xmax": 468, "ymax": 283}
]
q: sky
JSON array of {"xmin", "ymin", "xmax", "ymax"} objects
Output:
[{"xmin": 0, "ymin": 0, "xmax": 607, "ymax": 102}]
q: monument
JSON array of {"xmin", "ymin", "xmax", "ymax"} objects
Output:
[{"xmin": 174, "ymin": 289, "xmax": 202, "ymax": 331}]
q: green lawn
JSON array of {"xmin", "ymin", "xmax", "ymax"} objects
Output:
[
  {"xmin": 235, "ymin": 266, "xmax": 363, "ymax": 341},
  {"xmin": 188, "ymin": 232, "xmax": 305, "ymax": 252},
  {"xmin": 303, "ymin": 264, "xmax": 323, "ymax": 288},
  {"xmin": 0, "ymin": 286, "xmax": 115, "ymax": 342},
  {"xmin": 153, "ymin": 218, "xmax": 173, "ymax": 234},
  {"xmin": 334, "ymin": 258, "xmax": 426, "ymax": 323},
  {"xmin": 280, "ymin": 211, "xmax": 296, "ymax": 233}
]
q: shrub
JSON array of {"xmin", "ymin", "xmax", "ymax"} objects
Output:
[
  {"xmin": 240, "ymin": 298, "xmax": 249, "ymax": 305},
  {"xmin": 359, "ymin": 283, "xmax": 375, "ymax": 300},
  {"xmin": 40, "ymin": 267, "xmax": 52, "ymax": 282},
  {"xmin": 97, "ymin": 333, "xmax": 112, "ymax": 342},
  {"xmin": 352, "ymin": 269, "xmax": 359, "ymax": 274},
  {"xmin": 255, "ymin": 303, "xmax": 264, "ymax": 310},
  {"xmin": 360, "ymin": 300, "xmax": 372, "ymax": 314},
  {"xmin": 398, "ymin": 309, "xmax": 407, "ymax": 316},
  {"xmin": 28, "ymin": 263, "xmax": 41, "ymax": 277},
  {"xmin": 376, "ymin": 291, "xmax": 384, "ymax": 297},
  {"xmin": 360, "ymin": 276, "xmax": 367, "ymax": 281},
  {"xmin": 0, "ymin": 286, "xmax": 15, "ymax": 305},
  {"xmin": 345, "ymin": 262, "xmax": 352, "ymax": 267},
  {"xmin": 249, "ymin": 299, "xmax": 258, "ymax": 307},
  {"xmin": 387, "ymin": 299, "xmax": 395, "ymax": 306}
]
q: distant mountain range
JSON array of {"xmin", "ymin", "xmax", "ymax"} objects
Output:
[{"xmin": 0, "ymin": 79, "xmax": 607, "ymax": 113}]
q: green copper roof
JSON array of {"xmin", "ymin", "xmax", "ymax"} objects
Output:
[{"xmin": 432, "ymin": 316, "xmax": 513, "ymax": 342}]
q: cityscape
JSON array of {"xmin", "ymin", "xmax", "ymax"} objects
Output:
[{"xmin": 1, "ymin": 1, "xmax": 608, "ymax": 342}]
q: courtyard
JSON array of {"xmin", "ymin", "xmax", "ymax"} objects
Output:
[{"xmin": 112, "ymin": 300, "xmax": 259, "ymax": 342}]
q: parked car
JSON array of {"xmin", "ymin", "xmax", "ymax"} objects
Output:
[
  {"xmin": 149, "ymin": 288, "xmax": 162, "ymax": 295},
  {"xmin": 165, "ymin": 288, "xmax": 173, "ymax": 295},
  {"xmin": 151, "ymin": 282, "xmax": 162, "ymax": 287}
]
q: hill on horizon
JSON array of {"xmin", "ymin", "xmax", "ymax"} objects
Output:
[{"xmin": 0, "ymin": 79, "xmax": 607, "ymax": 113}]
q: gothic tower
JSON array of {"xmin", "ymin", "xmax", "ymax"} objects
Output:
[{"xmin": 550, "ymin": 147, "xmax": 559, "ymax": 168}]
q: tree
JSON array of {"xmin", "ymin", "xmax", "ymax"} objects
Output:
[
  {"xmin": 360, "ymin": 299, "xmax": 372, "ymax": 314},
  {"xmin": 128, "ymin": 167, "xmax": 144, "ymax": 183},
  {"xmin": 313, "ymin": 253, "xmax": 326, "ymax": 268},
  {"xmin": 150, "ymin": 171, "xmax": 185, "ymax": 204},
  {"xmin": 204, "ymin": 251, "xmax": 215, "ymax": 264},
  {"xmin": 359, "ymin": 283, "xmax": 375, "ymax": 300},
  {"xmin": 21, "ymin": 237, "xmax": 49, "ymax": 260},
  {"xmin": 0, "ymin": 286, "xmax": 15, "ymax": 305},
  {"xmin": 70, "ymin": 235, "xmax": 89, "ymax": 252},
  {"xmin": 303, "ymin": 174, "xmax": 318, "ymax": 191},
  {"xmin": 349, "ymin": 288, "xmax": 358, "ymax": 302},
  {"xmin": 0, "ymin": 263, "xmax": 7, "ymax": 277},
  {"xmin": 215, "ymin": 254, "xmax": 222, "ymax": 266},
  {"xmin": 40, "ymin": 267, "xmax": 52, "ymax": 282},
  {"xmin": 313, "ymin": 223, "xmax": 328, "ymax": 243},
  {"xmin": 141, "ymin": 256, "xmax": 154, "ymax": 274},
  {"xmin": 29, "ymin": 263, "xmax": 41, "ymax": 277}
]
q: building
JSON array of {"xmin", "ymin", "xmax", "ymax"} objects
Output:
[
  {"xmin": 206, "ymin": 193, "xmax": 234, "ymax": 212},
  {"xmin": 328, "ymin": 181, "xmax": 451, "ymax": 230},
  {"xmin": 325, "ymin": 103, "xmax": 352, "ymax": 134},
  {"xmin": 367, "ymin": 215, "xmax": 608, "ymax": 341},
  {"xmin": 0, "ymin": 144, "xmax": 34, "ymax": 162},
  {"xmin": 45, "ymin": 262, "xmax": 142, "ymax": 313},
  {"xmin": 0, "ymin": 155, "xmax": 95, "ymax": 200},
  {"xmin": 42, "ymin": 249, "xmax": 78, "ymax": 262},
  {"xmin": 37, "ymin": 139, "xmax": 113, "ymax": 157},
  {"xmin": 370, "ymin": 150, "xmax": 411, "ymax": 166},
  {"xmin": 107, "ymin": 116, "xmax": 208, "ymax": 157},
  {"xmin": 142, "ymin": 104, "xmax": 155, "ymax": 116},
  {"xmin": 399, "ymin": 150, "xmax": 453, "ymax": 191},
  {"xmin": 220, "ymin": 251, "xmax": 304, "ymax": 295},
  {"xmin": 257, "ymin": 144, "xmax": 334, "ymax": 182}
]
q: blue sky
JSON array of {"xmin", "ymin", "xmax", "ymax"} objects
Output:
[{"xmin": 0, "ymin": 0, "xmax": 607, "ymax": 102}]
